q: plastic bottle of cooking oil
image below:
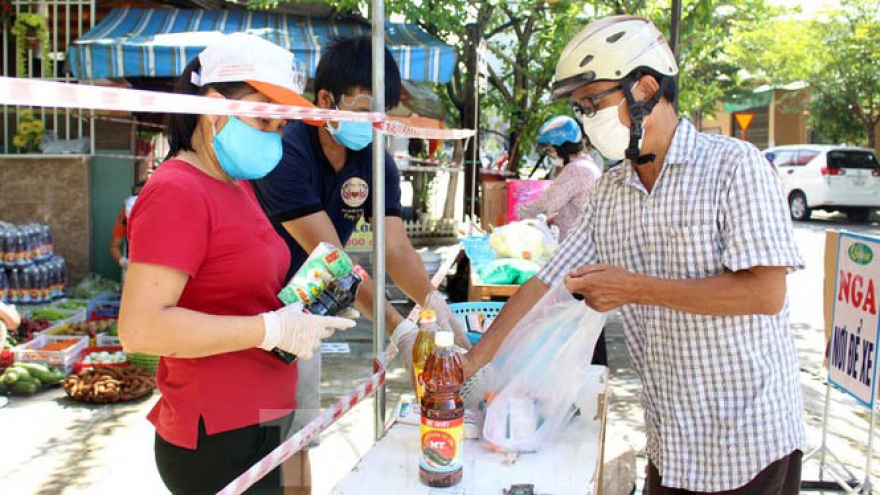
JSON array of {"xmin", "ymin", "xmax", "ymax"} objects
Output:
[
  {"xmin": 412, "ymin": 310, "xmax": 437, "ymax": 401},
  {"xmin": 419, "ymin": 330, "xmax": 464, "ymax": 487}
]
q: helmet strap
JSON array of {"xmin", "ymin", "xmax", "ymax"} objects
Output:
[{"xmin": 622, "ymin": 74, "xmax": 670, "ymax": 166}]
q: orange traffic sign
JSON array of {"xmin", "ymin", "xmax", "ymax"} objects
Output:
[{"xmin": 734, "ymin": 112, "xmax": 755, "ymax": 134}]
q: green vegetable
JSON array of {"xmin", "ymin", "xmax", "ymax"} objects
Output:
[
  {"xmin": 57, "ymin": 300, "xmax": 88, "ymax": 310},
  {"xmin": 11, "ymin": 380, "xmax": 38, "ymax": 394},
  {"xmin": 3, "ymin": 368, "xmax": 24, "ymax": 385},
  {"xmin": 30, "ymin": 308, "xmax": 71, "ymax": 322},
  {"xmin": 108, "ymin": 321, "xmax": 118, "ymax": 337},
  {"xmin": 12, "ymin": 362, "xmax": 62, "ymax": 384},
  {"xmin": 18, "ymin": 374, "xmax": 40, "ymax": 387}
]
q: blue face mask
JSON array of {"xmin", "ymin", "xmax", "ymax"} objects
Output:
[
  {"xmin": 327, "ymin": 120, "xmax": 374, "ymax": 151},
  {"xmin": 213, "ymin": 116, "xmax": 283, "ymax": 180}
]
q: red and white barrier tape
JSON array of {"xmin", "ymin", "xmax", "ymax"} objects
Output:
[
  {"xmin": 0, "ymin": 77, "xmax": 475, "ymax": 140},
  {"xmin": 393, "ymin": 154, "xmax": 463, "ymax": 169},
  {"xmin": 217, "ymin": 358, "xmax": 387, "ymax": 495}
]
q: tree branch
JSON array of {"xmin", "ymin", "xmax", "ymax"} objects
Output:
[
  {"xmin": 500, "ymin": 2, "xmax": 523, "ymax": 39},
  {"xmin": 486, "ymin": 62, "xmax": 513, "ymax": 102},
  {"xmin": 486, "ymin": 20, "xmax": 517, "ymax": 40},
  {"xmin": 484, "ymin": 41, "xmax": 542, "ymax": 85}
]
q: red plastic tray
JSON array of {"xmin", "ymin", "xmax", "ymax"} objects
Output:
[{"xmin": 72, "ymin": 345, "xmax": 130, "ymax": 374}]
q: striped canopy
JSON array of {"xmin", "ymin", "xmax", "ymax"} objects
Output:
[{"xmin": 68, "ymin": 8, "xmax": 457, "ymax": 83}]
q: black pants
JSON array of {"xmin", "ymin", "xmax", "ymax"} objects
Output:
[
  {"xmin": 646, "ymin": 450, "xmax": 802, "ymax": 495},
  {"xmin": 154, "ymin": 415, "xmax": 293, "ymax": 495}
]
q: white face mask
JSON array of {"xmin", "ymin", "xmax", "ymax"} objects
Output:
[{"xmin": 578, "ymin": 82, "xmax": 646, "ymax": 161}]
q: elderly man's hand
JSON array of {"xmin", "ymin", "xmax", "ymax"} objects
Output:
[{"xmin": 564, "ymin": 264, "xmax": 643, "ymax": 312}]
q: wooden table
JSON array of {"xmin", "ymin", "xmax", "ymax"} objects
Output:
[
  {"xmin": 332, "ymin": 365, "xmax": 608, "ymax": 495},
  {"xmin": 468, "ymin": 269, "xmax": 521, "ymax": 302}
]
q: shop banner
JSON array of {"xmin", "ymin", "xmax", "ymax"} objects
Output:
[{"xmin": 829, "ymin": 232, "xmax": 880, "ymax": 408}]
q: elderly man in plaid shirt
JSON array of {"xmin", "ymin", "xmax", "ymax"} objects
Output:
[{"xmin": 465, "ymin": 15, "xmax": 805, "ymax": 495}]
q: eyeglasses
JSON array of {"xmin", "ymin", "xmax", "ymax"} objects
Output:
[
  {"xmin": 572, "ymin": 85, "xmax": 623, "ymax": 119},
  {"xmin": 336, "ymin": 93, "xmax": 373, "ymax": 112}
]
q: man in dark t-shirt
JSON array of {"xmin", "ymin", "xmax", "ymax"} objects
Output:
[
  {"xmin": 254, "ymin": 119, "xmax": 402, "ymax": 281},
  {"xmin": 252, "ymin": 36, "xmax": 469, "ymax": 493}
]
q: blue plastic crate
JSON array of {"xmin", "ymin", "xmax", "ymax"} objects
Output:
[
  {"xmin": 449, "ymin": 302, "xmax": 505, "ymax": 346},
  {"xmin": 460, "ymin": 235, "xmax": 496, "ymax": 266},
  {"xmin": 87, "ymin": 291, "xmax": 121, "ymax": 320}
]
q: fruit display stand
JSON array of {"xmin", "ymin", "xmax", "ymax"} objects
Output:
[
  {"xmin": 331, "ymin": 365, "xmax": 607, "ymax": 494},
  {"xmin": 43, "ymin": 318, "xmax": 114, "ymax": 347},
  {"xmin": 35, "ymin": 307, "xmax": 87, "ymax": 334}
]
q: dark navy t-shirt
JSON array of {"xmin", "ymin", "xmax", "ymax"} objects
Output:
[{"xmin": 252, "ymin": 121, "xmax": 402, "ymax": 281}]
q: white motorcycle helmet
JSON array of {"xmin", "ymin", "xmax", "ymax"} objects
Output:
[
  {"xmin": 552, "ymin": 16, "xmax": 679, "ymax": 164},
  {"xmin": 552, "ymin": 15, "xmax": 678, "ymax": 101}
]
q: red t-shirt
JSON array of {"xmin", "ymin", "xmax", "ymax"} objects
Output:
[{"xmin": 129, "ymin": 159, "xmax": 294, "ymax": 449}]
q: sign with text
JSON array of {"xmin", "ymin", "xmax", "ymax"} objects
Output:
[{"xmin": 830, "ymin": 232, "xmax": 880, "ymax": 407}]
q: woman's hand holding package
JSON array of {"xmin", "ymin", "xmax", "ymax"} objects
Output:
[
  {"xmin": 423, "ymin": 290, "xmax": 472, "ymax": 349},
  {"xmin": 260, "ymin": 303, "xmax": 355, "ymax": 360}
]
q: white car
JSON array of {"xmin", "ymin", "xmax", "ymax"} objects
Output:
[{"xmin": 765, "ymin": 145, "xmax": 880, "ymax": 223}]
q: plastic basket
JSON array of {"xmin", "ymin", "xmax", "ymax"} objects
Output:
[
  {"xmin": 460, "ymin": 236, "xmax": 496, "ymax": 266},
  {"xmin": 72, "ymin": 345, "xmax": 129, "ymax": 374},
  {"xmin": 96, "ymin": 333, "xmax": 121, "ymax": 347},
  {"xmin": 449, "ymin": 302, "xmax": 505, "ymax": 346},
  {"xmin": 12, "ymin": 335, "xmax": 89, "ymax": 374},
  {"xmin": 86, "ymin": 292, "xmax": 121, "ymax": 320},
  {"xmin": 128, "ymin": 352, "xmax": 159, "ymax": 374}
]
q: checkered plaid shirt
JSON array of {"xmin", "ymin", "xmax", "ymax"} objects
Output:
[{"xmin": 538, "ymin": 119, "xmax": 805, "ymax": 491}]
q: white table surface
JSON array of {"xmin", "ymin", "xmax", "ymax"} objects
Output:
[{"xmin": 332, "ymin": 365, "xmax": 607, "ymax": 495}]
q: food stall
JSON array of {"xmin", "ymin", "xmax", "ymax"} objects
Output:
[{"xmin": 332, "ymin": 366, "xmax": 607, "ymax": 494}]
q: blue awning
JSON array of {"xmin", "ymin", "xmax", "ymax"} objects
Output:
[{"xmin": 68, "ymin": 8, "xmax": 457, "ymax": 83}]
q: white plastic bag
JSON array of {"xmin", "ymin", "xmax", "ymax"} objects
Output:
[
  {"xmin": 481, "ymin": 282, "xmax": 606, "ymax": 453},
  {"xmin": 489, "ymin": 219, "xmax": 558, "ymax": 262}
]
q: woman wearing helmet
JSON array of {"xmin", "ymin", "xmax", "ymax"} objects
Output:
[
  {"xmin": 517, "ymin": 115, "xmax": 601, "ymax": 241},
  {"xmin": 465, "ymin": 15, "xmax": 803, "ymax": 495}
]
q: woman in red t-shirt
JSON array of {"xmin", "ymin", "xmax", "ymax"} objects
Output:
[{"xmin": 118, "ymin": 34, "xmax": 353, "ymax": 495}]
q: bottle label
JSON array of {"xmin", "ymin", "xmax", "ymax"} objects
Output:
[
  {"xmin": 420, "ymin": 416, "xmax": 463, "ymax": 473},
  {"xmin": 4, "ymin": 253, "xmax": 16, "ymax": 264}
]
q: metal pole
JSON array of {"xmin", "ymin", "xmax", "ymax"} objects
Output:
[
  {"xmin": 670, "ymin": 0, "xmax": 682, "ymax": 113},
  {"xmin": 469, "ymin": 48, "xmax": 479, "ymax": 222},
  {"xmin": 861, "ymin": 402, "xmax": 878, "ymax": 493},
  {"xmin": 370, "ymin": 0, "xmax": 387, "ymax": 442},
  {"xmin": 820, "ymin": 379, "xmax": 833, "ymax": 479}
]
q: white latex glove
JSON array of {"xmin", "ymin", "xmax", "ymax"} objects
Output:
[
  {"xmin": 0, "ymin": 302, "xmax": 20, "ymax": 332},
  {"xmin": 390, "ymin": 319, "xmax": 418, "ymax": 384},
  {"xmin": 260, "ymin": 303, "xmax": 355, "ymax": 360},
  {"xmin": 119, "ymin": 256, "xmax": 128, "ymax": 268},
  {"xmin": 337, "ymin": 307, "xmax": 361, "ymax": 320},
  {"xmin": 423, "ymin": 290, "xmax": 471, "ymax": 349}
]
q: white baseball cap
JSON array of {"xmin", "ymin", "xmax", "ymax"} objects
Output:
[{"xmin": 192, "ymin": 32, "xmax": 313, "ymax": 108}]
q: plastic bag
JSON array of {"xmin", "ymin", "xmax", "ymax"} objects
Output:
[
  {"xmin": 476, "ymin": 258, "xmax": 540, "ymax": 285},
  {"xmin": 521, "ymin": 216, "xmax": 558, "ymax": 260},
  {"xmin": 488, "ymin": 219, "xmax": 558, "ymax": 263},
  {"xmin": 481, "ymin": 282, "xmax": 606, "ymax": 453}
]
